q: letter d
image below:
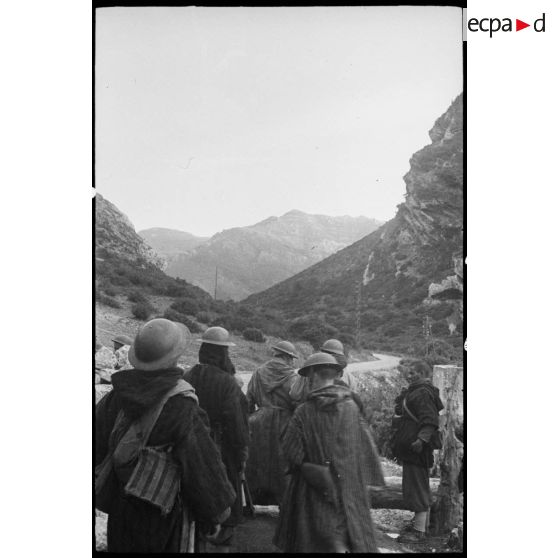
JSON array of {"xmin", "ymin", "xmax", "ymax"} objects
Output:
[{"xmin": 534, "ymin": 13, "xmax": 545, "ymax": 32}]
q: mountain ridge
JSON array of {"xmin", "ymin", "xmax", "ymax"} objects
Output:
[
  {"xmin": 150, "ymin": 210, "xmax": 383, "ymax": 300},
  {"xmin": 139, "ymin": 227, "xmax": 209, "ymax": 255}
]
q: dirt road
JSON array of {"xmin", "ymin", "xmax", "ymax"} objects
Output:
[
  {"xmin": 346, "ymin": 353, "xmax": 401, "ymax": 373},
  {"xmin": 237, "ymin": 353, "xmax": 401, "ymax": 392}
]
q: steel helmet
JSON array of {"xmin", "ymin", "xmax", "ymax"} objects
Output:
[
  {"xmin": 199, "ymin": 326, "xmax": 236, "ymax": 347},
  {"xmin": 128, "ymin": 318, "xmax": 190, "ymax": 372},
  {"xmin": 271, "ymin": 340, "xmax": 298, "ymax": 359},
  {"xmin": 112, "ymin": 334, "xmax": 133, "ymax": 347},
  {"xmin": 319, "ymin": 339, "xmax": 345, "ymax": 356},
  {"xmin": 297, "ymin": 352, "xmax": 343, "ymax": 377}
]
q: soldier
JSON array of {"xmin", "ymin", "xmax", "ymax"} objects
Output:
[
  {"xmin": 320, "ymin": 338, "xmax": 358, "ymax": 391},
  {"xmin": 95, "ymin": 319, "xmax": 235, "ymax": 553},
  {"xmin": 246, "ymin": 341, "xmax": 299, "ymax": 505},
  {"xmin": 183, "ymin": 327, "xmax": 249, "ymax": 553},
  {"xmin": 275, "ymin": 353, "xmax": 380, "ymax": 553},
  {"xmin": 391, "ymin": 359, "xmax": 444, "ymax": 542},
  {"xmin": 290, "ymin": 338, "xmax": 359, "ymax": 408}
]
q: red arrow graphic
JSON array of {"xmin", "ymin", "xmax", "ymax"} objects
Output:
[{"xmin": 516, "ymin": 19, "xmax": 530, "ymax": 31}]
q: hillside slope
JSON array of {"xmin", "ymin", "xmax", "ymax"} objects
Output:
[
  {"xmin": 138, "ymin": 227, "xmax": 209, "ymax": 255},
  {"xmin": 245, "ymin": 94, "xmax": 463, "ymax": 358},
  {"xmin": 160, "ymin": 211, "xmax": 382, "ymax": 300}
]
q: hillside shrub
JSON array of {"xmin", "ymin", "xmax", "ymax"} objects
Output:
[
  {"xmin": 128, "ymin": 290, "xmax": 148, "ymax": 304},
  {"xmin": 423, "ymin": 338, "xmax": 460, "ymax": 366},
  {"xmin": 164, "ymin": 308, "xmax": 203, "ymax": 333},
  {"xmin": 108, "ymin": 274, "xmax": 130, "ymax": 287},
  {"xmin": 213, "ymin": 315, "xmax": 251, "ymax": 334},
  {"xmin": 431, "ymin": 321, "xmax": 449, "ymax": 336},
  {"xmin": 132, "ymin": 302, "xmax": 155, "ymax": 321},
  {"xmin": 164, "ymin": 284, "xmax": 187, "ymax": 297},
  {"xmin": 196, "ymin": 311, "xmax": 216, "ymax": 325},
  {"xmin": 97, "ymin": 293, "xmax": 121, "ymax": 309},
  {"xmin": 429, "ymin": 302, "xmax": 455, "ymax": 320},
  {"xmin": 127, "ymin": 270, "xmax": 145, "ymax": 286},
  {"xmin": 384, "ymin": 324, "xmax": 405, "ymax": 337},
  {"xmin": 287, "ymin": 317, "xmax": 339, "ymax": 350},
  {"xmin": 358, "ymin": 373, "xmax": 406, "ymax": 457},
  {"xmin": 238, "ymin": 305, "xmax": 254, "ymax": 317},
  {"xmin": 242, "ymin": 328, "xmax": 266, "ymax": 343},
  {"xmin": 171, "ymin": 298, "xmax": 199, "ymax": 316},
  {"xmin": 337, "ymin": 332, "xmax": 356, "ymax": 349},
  {"xmin": 103, "ymin": 286, "xmax": 117, "ymax": 297}
]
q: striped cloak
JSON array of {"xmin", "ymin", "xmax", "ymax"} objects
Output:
[
  {"xmin": 274, "ymin": 384, "xmax": 380, "ymax": 553},
  {"xmin": 95, "ymin": 369, "xmax": 235, "ymax": 553}
]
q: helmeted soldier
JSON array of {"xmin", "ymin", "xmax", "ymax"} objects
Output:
[
  {"xmin": 183, "ymin": 326, "xmax": 249, "ymax": 552},
  {"xmin": 246, "ymin": 340, "xmax": 299, "ymax": 504}
]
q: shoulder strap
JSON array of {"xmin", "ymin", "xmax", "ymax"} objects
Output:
[
  {"xmin": 402, "ymin": 397, "xmax": 419, "ymax": 424},
  {"xmin": 104, "ymin": 410, "xmax": 127, "ymax": 455},
  {"xmin": 137, "ymin": 379, "xmax": 198, "ymax": 449}
]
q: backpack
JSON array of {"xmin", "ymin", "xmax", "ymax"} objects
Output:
[
  {"xmin": 95, "ymin": 380, "xmax": 197, "ymax": 514},
  {"xmin": 402, "ymin": 397, "xmax": 443, "ymax": 450}
]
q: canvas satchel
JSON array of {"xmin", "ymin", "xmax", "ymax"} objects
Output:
[
  {"xmin": 97, "ymin": 380, "xmax": 197, "ymax": 516},
  {"xmin": 115, "ymin": 380, "xmax": 198, "ymax": 515},
  {"xmin": 300, "ymin": 461, "xmax": 337, "ymax": 504}
]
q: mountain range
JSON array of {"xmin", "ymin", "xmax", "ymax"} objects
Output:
[
  {"xmin": 140, "ymin": 212, "xmax": 382, "ymax": 301},
  {"xmin": 138, "ymin": 228, "xmax": 209, "ymax": 255},
  {"xmin": 244, "ymin": 93, "xmax": 464, "ymax": 358}
]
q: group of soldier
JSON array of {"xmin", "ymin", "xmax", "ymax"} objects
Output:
[{"xmin": 95, "ymin": 317, "xmax": 444, "ymax": 552}]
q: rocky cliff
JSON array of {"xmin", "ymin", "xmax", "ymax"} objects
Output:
[
  {"xmin": 95, "ymin": 194, "xmax": 166, "ymax": 269},
  {"xmin": 245, "ymin": 94, "xmax": 463, "ymax": 357},
  {"xmin": 158, "ymin": 211, "xmax": 382, "ymax": 301},
  {"xmin": 95, "ymin": 193, "xmax": 215, "ymax": 319}
]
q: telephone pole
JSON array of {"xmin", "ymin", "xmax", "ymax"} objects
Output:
[{"xmin": 423, "ymin": 315, "xmax": 432, "ymax": 355}]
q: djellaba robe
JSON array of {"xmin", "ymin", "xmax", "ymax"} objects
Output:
[
  {"xmin": 183, "ymin": 346, "xmax": 249, "ymax": 543},
  {"xmin": 245, "ymin": 357, "xmax": 298, "ymax": 504},
  {"xmin": 95, "ymin": 367, "xmax": 235, "ymax": 553},
  {"xmin": 289, "ymin": 373, "xmax": 385, "ymax": 488},
  {"xmin": 274, "ymin": 384, "xmax": 381, "ymax": 553},
  {"xmin": 392, "ymin": 378, "xmax": 444, "ymax": 512}
]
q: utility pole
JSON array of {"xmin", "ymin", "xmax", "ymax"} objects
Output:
[
  {"xmin": 423, "ymin": 315, "xmax": 432, "ymax": 356},
  {"xmin": 214, "ymin": 266, "xmax": 218, "ymax": 300}
]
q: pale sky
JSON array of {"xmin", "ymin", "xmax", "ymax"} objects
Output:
[{"xmin": 96, "ymin": 6, "xmax": 463, "ymax": 237}]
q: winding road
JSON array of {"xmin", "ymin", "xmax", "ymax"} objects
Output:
[
  {"xmin": 346, "ymin": 353, "xmax": 401, "ymax": 374},
  {"xmin": 237, "ymin": 353, "xmax": 401, "ymax": 392}
]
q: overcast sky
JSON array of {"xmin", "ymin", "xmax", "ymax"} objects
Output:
[{"xmin": 96, "ymin": 6, "xmax": 462, "ymax": 237}]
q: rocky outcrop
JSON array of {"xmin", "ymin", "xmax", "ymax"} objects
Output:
[
  {"xmin": 96, "ymin": 193, "xmax": 166, "ymax": 270},
  {"xmin": 159, "ymin": 211, "xmax": 382, "ymax": 301},
  {"xmin": 244, "ymin": 94, "xmax": 463, "ymax": 354}
]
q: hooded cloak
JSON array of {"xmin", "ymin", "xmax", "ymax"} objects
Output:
[
  {"xmin": 274, "ymin": 384, "xmax": 380, "ymax": 553},
  {"xmin": 95, "ymin": 367, "xmax": 235, "ymax": 553},
  {"xmin": 245, "ymin": 357, "xmax": 298, "ymax": 504}
]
